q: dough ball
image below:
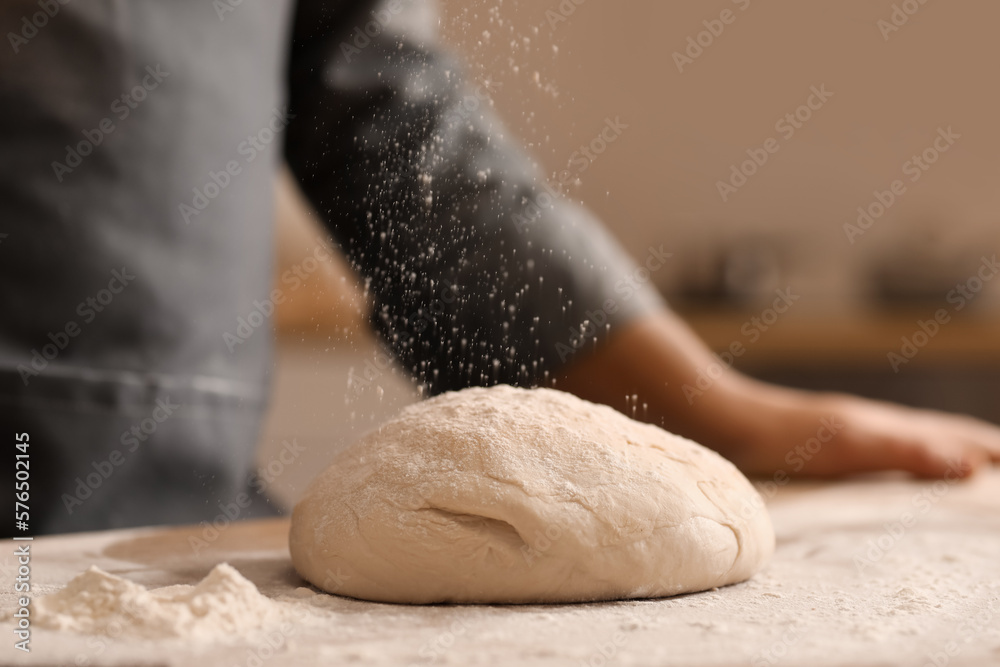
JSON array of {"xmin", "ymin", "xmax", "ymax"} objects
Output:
[{"xmin": 289, "ymin": 386, "xmax": 774, "ymax": 604}]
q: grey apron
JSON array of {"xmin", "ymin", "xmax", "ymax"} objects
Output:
[{"xmin": 0, "ymin": 0, "xmax": 660, "ymax": 535}]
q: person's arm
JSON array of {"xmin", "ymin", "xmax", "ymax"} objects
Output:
[
  {"xmin": 283, "ymin": 1, "xmax": 660, "ymax": 395},
  {"xmin": 558, "ymin": 310, "xmax": 1000, "ymax": 478},
  {"xmin": 283, "ymin": 0, "xmax": 1000, "ymax": 480}
]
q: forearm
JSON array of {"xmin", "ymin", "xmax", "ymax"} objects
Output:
[
  {"xmin": 556, "ymin": 308, "xmax": 781, "ymax": 461},
  {"xmin": 561, "ymin": 308, "xmax": 1000, "ymax": 480}
]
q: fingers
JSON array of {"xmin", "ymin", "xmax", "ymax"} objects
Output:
[
  {"xmin": 924, "ymin": 441, "xmax": 986, "ymax": 479},
  {"xmin": 935, "ymin": 413, "xmax": 1000, "ymax": 463},
  {"xmin": 961, "ymin": 422, "xmax": 1000, "ymax": 461},
  {"xmin": 851, "ymin": 429, "xmax": 983, "ymax": 480},
  {"xmin": 915, "ymin": 434, "xmax": 991, "ymax": 479},
  {"xmin": 881, "ymin": 437, "xmax": 958, "ymax": 480},
  {"xmin": 738, "ymin": 392, "xmax": 999, "ymax": 480}
]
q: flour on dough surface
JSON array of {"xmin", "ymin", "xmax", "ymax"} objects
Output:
[{"xmin": 290, "ymin": 385, "xmax": 774, "ymax": 603}]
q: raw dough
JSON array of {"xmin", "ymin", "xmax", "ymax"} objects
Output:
[{"xmin": 290, "ymin": 386, "xmax": 774, "ymax": 603}]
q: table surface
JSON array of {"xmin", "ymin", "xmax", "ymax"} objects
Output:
[{"xmin": 2, "ymin": 470, "xmax": 999, "ymax": 667}]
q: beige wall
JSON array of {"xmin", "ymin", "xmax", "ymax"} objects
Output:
[{"xmin": 438, "ymin": 0, "xmax": 1000, "ymax": 302}]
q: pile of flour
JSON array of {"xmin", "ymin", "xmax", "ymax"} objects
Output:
[{"xmin": 32, "ymin": 563, "xmax": 293, "ymax": 641}]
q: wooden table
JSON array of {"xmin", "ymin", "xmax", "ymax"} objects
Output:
[{"xmin": 681, "ymin": 306, "xmax": 1000, "ymax": 367}]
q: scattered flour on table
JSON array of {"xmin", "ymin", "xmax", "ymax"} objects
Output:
[{"xmin": 30, "ymin": 563, "xmax": 297, "ymax": 641}]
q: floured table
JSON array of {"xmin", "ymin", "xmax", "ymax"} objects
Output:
[{"xmin": 2, "ymin": 471, "xmax": 998, "ymax": 666}]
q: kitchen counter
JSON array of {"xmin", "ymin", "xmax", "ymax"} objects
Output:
[
  {"xmin": 2, "ymin": 470, "xmax": 999, "ymax": 666},
  {"xmin": 680, "ymin": 305, "xmax": 1000, "ymax": 367}
]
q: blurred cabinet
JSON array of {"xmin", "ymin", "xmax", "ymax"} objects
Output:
[{"xmin": 682, "ymin": 306, "xmax": 1000, "ymax": 423}]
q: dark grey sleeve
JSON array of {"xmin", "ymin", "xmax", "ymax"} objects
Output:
[{"xmin": 284, "ymin": 1, "xmax": 664, "ymax": 394}]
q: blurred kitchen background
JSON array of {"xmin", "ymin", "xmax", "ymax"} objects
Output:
[{"xmin": 258, "ymin": 0, "xmax": 1000, "ymax": 508}]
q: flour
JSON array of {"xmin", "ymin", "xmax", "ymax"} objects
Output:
[{"xmin": 31, "ymin": 563, "xmax": 289, "ymax": 641}]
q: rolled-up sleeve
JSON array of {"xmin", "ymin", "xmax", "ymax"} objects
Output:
[{"xmin": 284, "ymin": 0, "xmax": 664, "ymax": 394}]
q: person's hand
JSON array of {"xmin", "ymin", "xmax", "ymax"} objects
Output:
[
  {"xmin": 558, "ymin": 310, "xmax": 1000, "ymax": 480},
  {"xmin": 720, "ymin": 382, "xmax": 1000, "ymax": 479}
]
